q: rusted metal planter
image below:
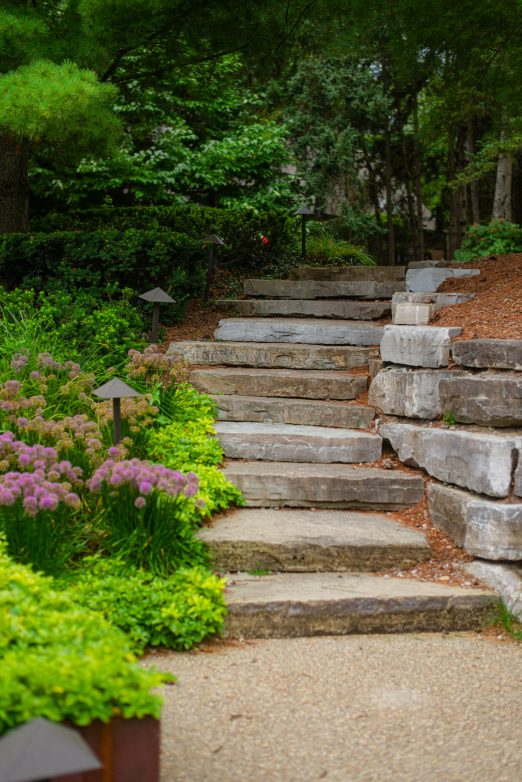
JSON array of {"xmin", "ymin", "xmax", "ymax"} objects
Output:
[{"xmin": 53, "ymin": 717, "xmax": 160, "ymax": 782}]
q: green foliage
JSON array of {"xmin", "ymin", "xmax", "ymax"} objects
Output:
[
  {"xmin": 306, "ymin": 235, "xmax": 376, "ymax": 266},
  {"xmin": 442, "ymin": 410, "xmax": 457, "ymax": 426},
  {"xmin": 0, "ymin": 543, "xmax": 170, "ymax": 734},
  {"xmin": 65, "ymin": 559, "xmax": 227, "ymax": 652},
  {"xmin": 493, "ymin": 601, "xmax": 522, "ymax": 642},
  {"xmin": 453, "ymin": 220, "xmax": 522, "ymax": 261}
]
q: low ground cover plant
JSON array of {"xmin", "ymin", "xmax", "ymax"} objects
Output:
[{"xmin": 454, "ymin": 220, "xmax": 522, "ymax": 261}]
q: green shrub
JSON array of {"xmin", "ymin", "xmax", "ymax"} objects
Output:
[
  {"xmin": 0, "ymin": 543, "xmax": 171, "ymax": 734},
  {"xmin": 65, "ymin": 558, "xmax": 227, "ymax": 652},
  {"xmin": 306, "ymin": 236, "xmax": 376, "ymax": 266},
  {"xmin": 454, "ymin": 220, "xmax": 522, "ymax": 261}
]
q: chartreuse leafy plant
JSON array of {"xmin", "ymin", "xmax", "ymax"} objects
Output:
[
  {"xmin": 453, "ymin": 220, "xmax": 522, "ymax": 261},
  {"xmin": 0, "ymin": 542, "xmax": 172, "ymax": 735}
]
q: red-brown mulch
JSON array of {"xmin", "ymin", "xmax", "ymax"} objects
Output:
[
  {"xmin": 430, "ymin": 254, "xmax": 522, "ymax": 339},
  {"xmin": 159, "ymin": 300, "xmax": 230, "ymax": 349}
]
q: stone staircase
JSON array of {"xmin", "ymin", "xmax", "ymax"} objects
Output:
[{"xmin": 167, "ymin": 264, "xmax": 495, "ymax": 638}]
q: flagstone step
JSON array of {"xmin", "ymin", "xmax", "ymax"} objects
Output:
[
  {"xmin": 223, "ymin": 573, "xmax": 495, "ymax": 638},
  {"xmin": 214, "ymin": 318, "xmax": 384, "ymax": 346},
  {"xmin": 288, "ymin": 265, "xmax": 406, "ymax": 281},
  {"xmin": 199, "ymin": 508, "xmax": 430, "ymax": 572},
  {"xmin": 167, "ymin": 341, "xmax": 378, "ymax": 370},
  {"xmin": 212, "ymin": 395, "xmax": 375, "ymax": 428},
  {"xmin": 215, "ymin": 298, "xmax": 391, "ymax": 320},
  {"xmin": 244, "ymin": 279, "xmax": 404, "ymax": 300},
  {"xmin": 191, "ymin": 367, "xmax": 368, "ymax": 400},
  {"xmin": 214, "ymin": 422, "xmax": 382, "ymax": 463},
  {"xmin": 223, "ymin": 462, "xmax": 424, "ymax": 510}
]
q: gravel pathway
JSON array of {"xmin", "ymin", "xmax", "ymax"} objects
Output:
[{"xmin": 150, "ymin": 633, "xmax": 522, "ymax": 782}]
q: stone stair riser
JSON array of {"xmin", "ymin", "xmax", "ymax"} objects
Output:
[
  {"xmin": 216, "ymin": 298, "xmax": 391, "ymax": 320},
  {"xmin": 215, "ymin": 318, "xmax": 384, "ymax": 346},
  {"xmin": 288, "ymin": 265, "xmax": 406, "ymax": 282},
  {"xmin": 216, "ymin": 431, "xmax": 382, "ymax": 464},
  {"xmin": 244, "ymin": 279, "xmax": 404, "ymax": 300},
  {"xmin": 213, "ymin": 395, "xmax": 375, "ymax": 428}
]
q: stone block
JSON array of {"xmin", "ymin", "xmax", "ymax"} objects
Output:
[
  {"xmin": 428, "ymin": 483, "xmax": 522, "ymax": 560},
  {"xmin": 452, "ymin": 339, "xmax": 522, "ymax": 370},
  {"xmin": 380, "ymin": 325, "xmax": 461, "ymax": 368},
  {"xmin": 381, "ymin": 422, "xmax": 520, "ymax": 497},
  {"xmin": 391, "ymin": 291, "xmax": 475, "ymax": 321},
  {"xmin": 406, "ymin": 267, "xmax": 480, "ymax": 293},
  {"xmin": 288, "ymin": 265, "xmax": 406, "ymax": 281},
  {"xmin": 515, "ymin": 460, "xmax": 522, "ymax": 498},
  {"xmin": 392, "ymin": 302, "xmax": 435, "ymax": 325},
  {"xmin": 369, "ymin": 367, "xmax": 458, "ymax": 419},
  {"xmin": 408, "ymin": 261, "xmax": 452, "ymax": 268},
  {"xmin": 213, "ymin": 395, "xmax": 375, "ymax": 429},
  {"xmin": 215, "ymin": 298, "xmax": 391, "ymax": 320},
  {"xmin": 439, "ymin": 374, "xmax": 522, "ymax": 427},
  {"xmin": 243, "ymin": 279, "xmax": 404, "ymax": 300},
  {"xmin": 465, "ymin": 562, "xmax": 522, "ymax": 621},
  {"xmin": 214, "ymin": 318, "xmax": 385, "ymax": 346}
]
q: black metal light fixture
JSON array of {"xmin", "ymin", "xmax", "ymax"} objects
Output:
[
  {"xmin": 202, "ymin": 233, "xmax": 225, "ymax": 302},
  {"xmin": 138, "ymin": 287, "xmax": 176, "ymax": 343},
  {"xmin": 0, "ymin": 717, "xmax": 102, "ymax": 782},
  {"xmin": 93, "ymin": 377, "xmax": 140, "ymax": 444},
  {"xmin": 295, "ymin": 205, "xmax": 315, "ymax": 261}
]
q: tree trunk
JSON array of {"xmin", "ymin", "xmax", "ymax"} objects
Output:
[
  {"xmin": 466, "ymin": 123, "xmax": 480, "ymax": 224},
  {"xmin": 401, "ymin": 134, "xmax": 417, "ymax": 259},
  {"xmin": 492, "ymin": 123, "xmax": 513, "ymax": 220},
  {"xmin": 413, "ymin": 101, "xmax": 425, "ymax": 261},
  {"xmin": 0, "ymin": 136, "xmax": 29, "ymax": 233},
  {"xmin": 447, "ymin": 127, "xmax": 468, "ymax": 259},
  {"xmin": 384, "ymin": 121, "xmax": 395, "ymax": 266}
]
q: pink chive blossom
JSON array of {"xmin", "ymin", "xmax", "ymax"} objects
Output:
[
  {"xmin": 87, "ymin": 458, "xmax": 199, "ymax": 502},
  {"xmin": 134, "ymin": 497, "xmax": 146, "ymax": 509},
  {"xmin": 0, "ymin": 470, "xmax": 82, "ymax": 517},
  {"xmin": 0, "ymin": 433, "xmax": 83, "ymax": 483},
  {"xmin": 10, "ymin": 354, "xmax": 28, "ymax": 373}
]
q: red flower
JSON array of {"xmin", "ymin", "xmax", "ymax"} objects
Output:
[{"xmin": 260, "ymin": 235, "xmax": 269, "ymax": 246}]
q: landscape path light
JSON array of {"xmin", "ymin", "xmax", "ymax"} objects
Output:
[
  {"xmin": 295, "ymin": 205, "xmax": 315, "ymax": 261},
  {"xmin": 138, "ymin": 287, "xmax": 176, "ymax": 343},
  {"xmin": 202, "ymin": 233, "xmax": 225, "ymax": 302},
  {"xmin": 0, "ymin": 717, "xmax": 102, "ymax": 782},
  {"xmin": 93, "ymin": 377, "xmax": 140, "ymax": 445}
]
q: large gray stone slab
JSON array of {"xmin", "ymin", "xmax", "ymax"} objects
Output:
[
  {"xmin": 223, "ymin": 462, "xmax": 425, "ymax": 510},
  {"xmin": 452, "ymin": 339, "xmax": 522, "ymax": 370},
  {"xmin": 223, "ymin": 572, "xmax": 495, "ymax": 638},
  {"xmin": 515, "ymin": 460, "xmax": 522, "ymax": 498},
  {"xmin": 199, "ymin": 508, "xmax": 430, "ymax": 572},
  {"xmin": 428, "ymin": 483, "xmax": 522, "ymax": 560},
  {"xmin": 368, "ymin": 367, "xmax": 458, "ymax": 419},
  {"xmin": 382, "ymin": 422, "xmax": 521, "ymax": 498},
  {"xmin": 213, "ymin": 395, "xmax": 375, "ymax": 429},
  {"xmin": 288, "ymin": 265, "xmax": 406, "ymax": 281},
  {"xmin": 391, "ymin": 292, "xmax": 475, "ymax": 325},
  {"xmin": 214, "ymin": 422, "xmax": 382, "ymax": 463},
  {"xmin": 244, "ymin": 279, "xmax": 404, "ymax": 300},
  {"xmin": 406, "ymin": 267, "xmax": 480, "ymax": 293},
  {"xmin": 380, "ymin": 325, "xmax": 461, "ymax": 368},
  {"xmin": 439, "ymin": 374, "xmax": 522, "ymax": 427},
  {"xmin": 191, "ymin": 367, "xmax": 367, "ymax": 400},
  {"xmin": 214, "ymin": 318, "xmax": 385, "ymax": 346},
  {"xmin": 392, "ymin": 302, "xmax": 435, "ymax": 325},
  {"xmin": 167, "ymin": 341, "xmax": 377, "ymax": 370},
  {"xmin": 408, "ymin": 261, "xmax": 452, "ymax": 268},
  {"xmin": 215, "ymin": 298, "xmax": 391, "ymax": 320},
  {"xmin": 465, "ymin": 561, "xmax": 522, "ymax": 621}
]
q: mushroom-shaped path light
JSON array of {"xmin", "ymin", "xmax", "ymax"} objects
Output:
[
  {"xmin": 93, "ymin": 377, "xmax": 140, "ymax": 444},
  {"xmin": 138, "ymin": 287, "xmax": 176, "ymax": 343}
]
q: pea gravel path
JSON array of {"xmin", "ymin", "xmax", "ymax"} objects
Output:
[{"xmin": 150, "ymin": 634, "xmax": 522, "ymax": 782}]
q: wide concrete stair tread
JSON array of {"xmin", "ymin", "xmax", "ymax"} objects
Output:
[
  {"xmin": 215, "ymin": 298, "xmax": 391, "ymax": 320},
  {"xmin": 214, "ymin": 318, "xmax": 385, "ymax": 346},
  {"xmin": 212, "ymin": 395, "xmax": 375, "ymax": 428},
  {"xmin": 223, "ymin": 462, "xmax": 424, "ymax": 510},
  {"xmin": 214, "ymin": 421, "xmax": 382, "ymax": 463},
  {"xmin": 191, "ymin": 367, "xmax": 368, "ymax": 400},
  {"xmin": 167, "ymin": 341, "xmax": 377, "ymax": 370},
  {"xmin": 199, "ymin": 508, "xmax": 430, "ymax": 571},
  {"xmin": 288, "ymin": 265, "xmax": 406, "ymax": 281},
  {"xmin": 223, "ymin": 572, "xmax": 496, "ymax": 638},
  {"xmin": 244, "ymin": 279, "xmax": 404, "ymax": 299}
]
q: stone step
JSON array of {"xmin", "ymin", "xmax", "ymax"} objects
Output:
[
  {"xmin": 214, "ymin": 422, "xmax": 382, "ymax": 463},
  {"xmin": 452, "ymin": 339, "xmax": 522, "ymax": 371},
  {"xmin": 212, "ymin": 395, "xmax": 375, "ymax": 428},
  {"xmin": 199, "ymin": 508, "xmax": 431, "ymax": 572},
  {"xmin": 368, "ymin": 367, "xmax": 463, "ymax": 420},
  {"xmin": 191, "ymin": 368, "xmax": 368, "ymax": 400},
  {"xmin": 167, "ymin": 341, "xmax": 378, "ymax": 370},
  {"xmin": 223, "ymin": 572, "xmax": 495, "ymax": 639},
  {"xmin": 391, "ymin": 292, "xmax": 475, "ymax": 326},
  {"xmin": 380, "ymin": 325, "xmax": 461, "ymax": 367},
  {"xmin": 214, "ymin": 318, "xmax": 384, "ymax": 346},
  {"xmin": 288, "ymin": 265, "xmax": 406, "ymax": 281},
  {"xmin": 439, "ymin": 373, "xmax": 522, "ymax": 427},
  {"xmin": 465, "ymin": 561, "xmax": 522, "ymax": 621},
  {"xmin": 381, "ymin": 422, "xmax": 522, "ymax": 499},
  {"xmin": 222, "ymin": 462, "xmax": 424, "ymax": 510},
  {"xmin": 244, "ymin": 279, "xmax": 404, "ymax": 300},
  {"xmin": 428, "ymin": 483, "xmax": 522, "ymax": 561},
  {"xmin": 406, "ymin": 267, "xmax": 480, "ymax": 293},
  {"xmin": 215, "ymin": 298, "xmax": 391, "ymax": 320}
]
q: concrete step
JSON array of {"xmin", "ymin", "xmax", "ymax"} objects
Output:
[
  {"xmin": 288, "ymin": 265, "xmax": 406, "ymax": 281},
  {"xmin": 214, "ymin": 422, "xmax": 382, "ymax": 463},
  {"xmin": 167, "ymin": 341, "xmax": 378, "ymax": 370},
  {"xmin": 223, "ymin": 572, "xmax": 495, "ymax": 638},
  {"xmin": 199, "ymin": 508, "xmax": 431, "ymax": 572},
  {"xmin": 213, "ymin": 395, "xmax": 375, "ymax": 428},
  {"xmin": 191, "ymin": 367, "xmax": 368, "ymax": 400},
  {"xmin": 223, "ymin": 462, "xmax": 424, "ymax": 510},
  {"xmin": 214, "ymin": 318, "xmax": 384, "ymax": 346},
  {"xmin": 215, "ymin": 298, "xmax": 391, "ymax": 320},
  {"xmin": 244, "ymin": 279, "xmax": 404, "ymax": 300}
]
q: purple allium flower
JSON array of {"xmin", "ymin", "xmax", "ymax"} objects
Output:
[{"xmin": 134, "ymin": 496, "xmax": 146, "ymax": 509}]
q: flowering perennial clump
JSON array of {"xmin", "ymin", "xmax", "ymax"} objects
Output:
[
  {"xmin": 95, "ymin": 395, "xmax": 159, "ymax": 434},
  {"xmin": 88, "ymin": 458, "xmax": 199, "ymax": 508},
  {"xmin": 0, "ymin": 471, "xmax": 82, "ymax": 516},
  {"xmin": 15, "ymin": 414, "xmax": 104, "ymax": 460}
]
